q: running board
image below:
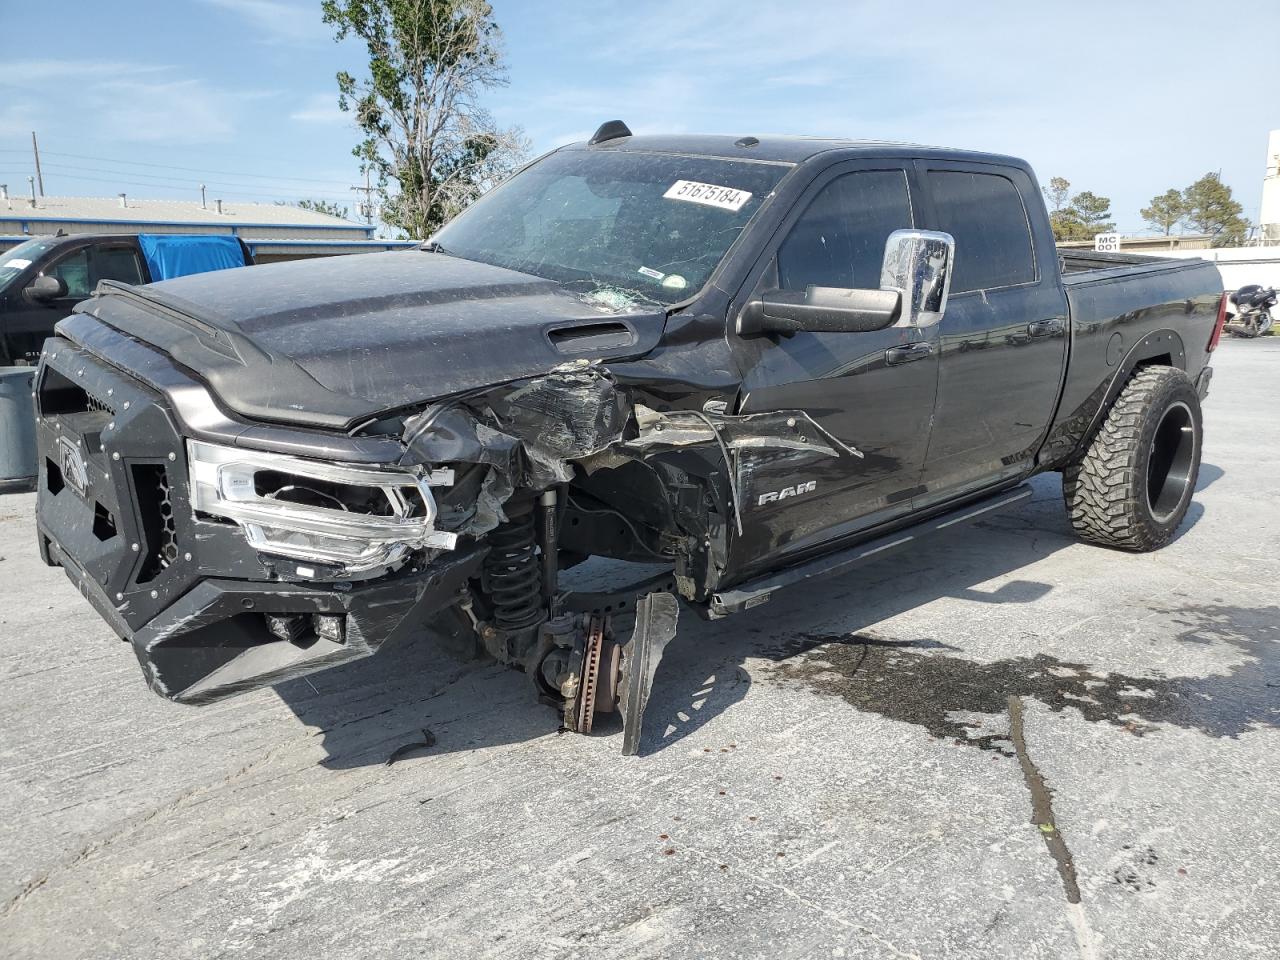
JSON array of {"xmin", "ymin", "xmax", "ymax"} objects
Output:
[{"xmin": 708, "ymin": 484, "xmax": 1034, "ymax": 618}]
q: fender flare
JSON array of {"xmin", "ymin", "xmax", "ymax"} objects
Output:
[
  {"xmin": 1102, "ymin": 328, "xmax": 1187, "ymax": 407},
  {"xmin": 1047, "ymin": 328, "xmax": 1187, "ymax": 470}
]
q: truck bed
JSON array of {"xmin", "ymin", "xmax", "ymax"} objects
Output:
[
  {"xmin": 1040, "ymin": 248, "xmax": 1221, "ymax": 471},
  {"xmin": 1058, "ymin": 248, "xmax": 1209, "ymax": 281}
]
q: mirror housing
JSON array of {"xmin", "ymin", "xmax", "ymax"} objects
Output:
[
  {"xmin": 880, "ymin": 229, "xmax": 955, "ymax": 328},
  {"xmin": 738, "ymin": 286, "xmax": 901, "ymax": 336},
  {"xmin": 738, "ymin": 229, "xmax": 955, "ymax": 336},
  {"xmin": 24, "ymin": 274, "xmax": 67, "ymax": 303}
]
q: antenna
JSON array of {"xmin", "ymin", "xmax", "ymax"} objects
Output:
[{"xmin": 589, "ymin": 120, "xmax": 632, "ymax": 145}]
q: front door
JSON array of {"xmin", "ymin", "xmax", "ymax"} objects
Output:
[
  {"xmin": 728, "ymin": 162, "xmax": 939, "ymax": 574},
  {"xmin": 4, "ymin": 244, "xmax": 95, "ymax": 363},
  {"xmin": 4, "ymin": 241, "xmax": 146, "ymax": 363}
]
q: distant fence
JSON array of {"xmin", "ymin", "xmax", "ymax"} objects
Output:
[{"xmin": 1135, "ymin": 246, "xmax": 1280, "ymax": 291}]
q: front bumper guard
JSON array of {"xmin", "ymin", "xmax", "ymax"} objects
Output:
[{"xmin": 45, "ymin": 534, "xmax": 485, "ymax": 704}]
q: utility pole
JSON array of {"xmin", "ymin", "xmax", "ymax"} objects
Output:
[
  {"xmin": 351, "ymin": 167, "xmax": 375, "ymax": 225},
  {"xmin": 31, "ymin": 131, "xmax": 44, "ymax": 196}
]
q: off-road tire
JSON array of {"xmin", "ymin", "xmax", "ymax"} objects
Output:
[{"xmin": 1063, "ymin": 366, "xmax": 1202, "ymax": 552}]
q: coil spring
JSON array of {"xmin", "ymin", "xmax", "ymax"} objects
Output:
[{"xmin": 483, "ymin": 511, "xmax": 544, "ymax": 631}]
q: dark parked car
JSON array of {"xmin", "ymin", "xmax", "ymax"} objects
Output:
[
  {"xmin": 33, "ymin": 126, "xmax": 1226, "ymax": 753},
  {"xmin": 0, "ymin": 233, "xmax": 252, "ymax": 365}
]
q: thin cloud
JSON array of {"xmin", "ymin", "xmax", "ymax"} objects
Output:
[
  {"xmin": 290, "ymin": 93, "xmax": 348, "ymax": 126},
  {"xmin": 0, "ymin": 60, "xmax": 267, "ymax": 146},
  {"xmin": 200, "ymin": 0, "xmax": 329, "ymax": 44},
  {"xmin": 0, "ymin": 60, "xmax": 172, "ymax": 87},
  {"xmin": 92, "ymin": 78, "xmax": 240, "ymax": 143}
]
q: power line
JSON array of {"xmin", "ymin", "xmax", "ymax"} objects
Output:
[
  {"xmin": 0, "ymin": 147, "xmax": 351, "ymax": 186},
  {"xmin": 19, "ymin": 161, "xmax": 354, "ymax": 200},
  {"xmin": 0, "ymin": 167, "xmax": 353, "ymax": 205}
]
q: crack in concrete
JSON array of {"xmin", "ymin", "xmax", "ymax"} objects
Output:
[{"xmin": 1006, "ymin": 695, "xmax": 1080, "ymax": 903}]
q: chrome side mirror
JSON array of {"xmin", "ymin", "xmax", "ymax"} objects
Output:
[{"xmin": 880, "ymin": 229, "xmax": 954, "ymax": 327}]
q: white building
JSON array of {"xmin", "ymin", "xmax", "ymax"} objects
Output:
[
  {"xmin": 0, "ymin": 191, "xmax": 414, "ymax": 262},
  {"xmin": 1260, "ymin": 129, "xmax": 1280, "ymax": 243}
]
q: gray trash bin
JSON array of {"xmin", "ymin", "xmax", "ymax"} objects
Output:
[{"xmin": 0, "ymin": 366, "xmax": 37, "ymax": 494}]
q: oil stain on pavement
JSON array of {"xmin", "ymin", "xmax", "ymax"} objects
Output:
[
  {"xmin": 763, "ymin": 602, "xmax": 1280, "ymax": 747},
  {"xmin": 762, "ymin": 601, "xmax": 1279, "ymax": 909}
]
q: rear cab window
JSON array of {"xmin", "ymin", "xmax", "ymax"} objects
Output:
[
  {"xmin": 91, "ymin": 244, "xmax": 146, "ymax": 286},
  {"xmin": 925, "ymin": 170, "xmax": 1035, "ymax": 292}
]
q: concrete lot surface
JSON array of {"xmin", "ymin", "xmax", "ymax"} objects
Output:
[{"xmin": 1, "ymin": 341, "xmax": 1277, "ymax": 959}]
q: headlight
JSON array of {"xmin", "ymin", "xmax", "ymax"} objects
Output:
[{"xmin": 187, "ymin": 440, "xmax": 455, "ymax": 574}]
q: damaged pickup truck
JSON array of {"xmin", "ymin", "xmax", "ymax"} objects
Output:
[{"xmin": 34, "ymin": 125, "xmax": 1227, "ymax": 753}]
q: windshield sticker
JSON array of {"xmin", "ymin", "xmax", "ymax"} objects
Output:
[
  {"xmin": 637, "ymin": 266, "xmax": 665, "ymax": 281},
  {"xmin": 2, "ymin": 258, "xmax": 31, "ymax": 270},
  {"xmin": 662, "ymin": 274, "xmax": 687, "ymax": 291},
  {"xmin": 663, "ymin": 180, "xmax": 752, "ymax": 212}
]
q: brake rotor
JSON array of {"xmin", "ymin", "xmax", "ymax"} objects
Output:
[{"xmin": 576, "ymin": 615, "xmax": 606, "ymax": 733}]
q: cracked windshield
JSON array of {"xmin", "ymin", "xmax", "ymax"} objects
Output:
[{"xmin": 430, "ymin": 150, "xmax": 790, "ymax": 306}]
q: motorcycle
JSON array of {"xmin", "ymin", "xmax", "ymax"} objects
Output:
[{"xmin": 1223, "ymin": 284, "xmax": 1277, "ymax": 338}]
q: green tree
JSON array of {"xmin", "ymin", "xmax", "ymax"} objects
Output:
[
  {"xmin": 1046, "ymin": 180, "xmax": 1115, "ymax": 241},
  {"xmin": 321, "ymin": 0, "xmax": 527, "ymax": 239},
  {"xmin": 295, "ymin": 198, "xmax": 352, "ymax": 220},
  {"xmin": 1181, "ymin": 172, "xmax": 1249, "ymax": 246},
  {"xmin": 1068, "ymin": 190, "xmax": 1114, "ymax": 238},
  {"xmin": 1044, "ymin": 176, "xmax": 1071, "ymax": 212},
  {"xmin": 1140, "ymin": 189, "xmax": 1187, "ymax": 235}
]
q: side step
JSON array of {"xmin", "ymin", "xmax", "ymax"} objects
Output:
[{"xmin": 708, "ymin": 484, "xmax": 1033, "ymax": 618}]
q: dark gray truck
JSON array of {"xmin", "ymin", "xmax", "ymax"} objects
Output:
[
  {"xmin": 1, "ymin": 233, "xmax": 252, "ymax": 366},
  {"xmin": 33, "ymin": 126, "xmax": 1226, "ymax": 752}
]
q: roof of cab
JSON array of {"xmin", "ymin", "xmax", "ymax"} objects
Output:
[{"xmin": 564, "ymin": 133, "xmax": 1028, "ymax": 170}]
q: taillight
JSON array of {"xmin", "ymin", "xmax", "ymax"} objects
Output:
[{"xmin": 1207, "ymin": 291, "xmax": 1228, "ymax": 353}]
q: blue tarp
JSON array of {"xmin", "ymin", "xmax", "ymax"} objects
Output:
[{"xmin": 137, "ymin": 234, "xmax": 247, "ymax": 282}]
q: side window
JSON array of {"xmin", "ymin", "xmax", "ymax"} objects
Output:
[
  {"xmin": 91, "ymin": 245, "xmax": 145, "ymax": 286},
  {"xmin": 777, "ymin": 170, "xmax": 913, "ymax": 292},
  {"xmin": 926, "ymin": 170, "xmax": 1035, "ymax": 292},
  {"xmin": 45, "ymin": 249, "xmax": 91, "ymax": 299}
]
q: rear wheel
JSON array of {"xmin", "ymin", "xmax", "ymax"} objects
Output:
[{"xmin": 1063, "ymin": 366, "xmax": 1202, "ymax": 552}]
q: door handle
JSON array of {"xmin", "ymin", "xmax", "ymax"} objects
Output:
[
  {"xmin": 1027, "ymin": 318, "xmax": 1065, "ymax": 338},
  {"xmin": 885, "ymin": 341, "xmax": 933, "ymax": 365}
]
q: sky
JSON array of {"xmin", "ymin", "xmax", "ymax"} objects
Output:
[{"xmin": 0, "ymin": 0, "xmax": 1276, "ymax": 233}]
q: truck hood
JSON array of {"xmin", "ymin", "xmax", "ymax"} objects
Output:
[{"xmin": 71, "ymin": 251, "xmax": 666, "ymax": 431}]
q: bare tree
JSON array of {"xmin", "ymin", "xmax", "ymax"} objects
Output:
[{"xmin": 322, "ymin": 0, "xmax": 527, "ymax": 238}]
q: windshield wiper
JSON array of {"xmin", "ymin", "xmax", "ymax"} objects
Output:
[{"xmin": 419, "ymin": 240, "xmax": 452, "ymax": 254}]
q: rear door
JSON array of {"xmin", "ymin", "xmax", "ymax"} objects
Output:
[
  {"xmin": 914, "ymin": 162, "xmax": 1068, "ymax": 504},
  {"xmin": 729, "ymin": 161, "xmax": 939, "ymax": 571}
]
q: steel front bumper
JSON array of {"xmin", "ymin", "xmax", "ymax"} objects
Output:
[
  {"xmin": 44, "ymin": 534, "xmax": 483, "ymax": 703},
  {"xmin": 34, "ymin": 335, "xmax": 484, "ymax": 704}
]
